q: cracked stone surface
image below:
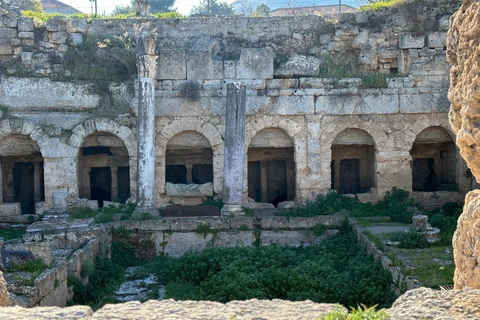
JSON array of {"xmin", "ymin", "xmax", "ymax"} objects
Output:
[{"xmin": 447, "ymin": 0, "xmax": 480, "ymax": 289}]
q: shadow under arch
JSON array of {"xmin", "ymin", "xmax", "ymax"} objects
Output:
[
  {"xmin": 330, "ymin": 128, "xmax": 375, "ymax": 194},
  {"xmin": 247, "ymin": 127, "xmax": 295, "ymax": 207}
]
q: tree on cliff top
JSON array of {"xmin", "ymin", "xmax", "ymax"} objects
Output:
[
  {"xmin": 251, "ymin": 3, "xmax": 270, "ymax": 16},
  {"xmin": 190, "ymin": 0, "xmax": 235, "ymax": 16}
]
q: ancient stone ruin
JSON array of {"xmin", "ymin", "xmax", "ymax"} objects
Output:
[
  {"xmin": 0, "ymin": 0, "xmax": 470, "ymax": 223},
  {"xmin": 0, "ymin": 0, "xmax": 479, "ymax": 317}
]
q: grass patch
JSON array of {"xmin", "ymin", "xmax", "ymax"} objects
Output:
[
  {"xmin": 390, "ymin": 231, "xmax": 429, "ymax": 249},
  {"xmin": 69, "ymin": 203, "xmax": 136, "ymax": 223},
  {"xmin": 0, "ymin": 229, "xmax": 26, "ymax": 241},
  {"xmin": 201, "ymin": 197, "xmax": 224, "ymax": 208},
  {"xmin": 8, "ymin": 258, "xmax": 48, "ymax": 273}
]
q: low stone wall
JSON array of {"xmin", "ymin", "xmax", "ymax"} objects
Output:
[
  {"xmin": 1, "ymin": 287, "xmax": 480, "ymax": 319},
  {"xmin": 1, "ymin": 219, "xmax": 109, "ymax": 307},
  {"xmin": 111, "ymin": 215, "xmax": 345, "ymax": 258},
  {"xmin": 349, "ymin": 218, "xmax": 420, "ymax": 294}
]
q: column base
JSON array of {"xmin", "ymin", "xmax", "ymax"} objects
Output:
[
  {"xmin": 132, "ymin": 206, "xmax": 160, "ymax": 220},
  {"xmin": 220, "ymin": 204, "xmax": 245, "ymax": 218}
]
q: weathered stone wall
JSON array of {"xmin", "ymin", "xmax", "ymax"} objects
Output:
[
  {"xmin": 111, "ymin": 215, "xmax": 344, "ymax": 258},
  {"xmin": 447, "ymin": 0, "xmax": 480, "ymax": 289},
  {"xmin": 0, "ymin": 0, "xmax": 468, "ymax": 214}
]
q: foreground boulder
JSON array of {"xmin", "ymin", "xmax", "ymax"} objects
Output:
[
  {"xmin": 0, "ymin": 270, "xmax": 8, "ymax": 307},
  {"xmin": 388, "ymin": 287, "xmax": 480, "ymax": 319},
  {"xmin": 447, "ymin": 0, "xmax": 480, "ymax": 289}
]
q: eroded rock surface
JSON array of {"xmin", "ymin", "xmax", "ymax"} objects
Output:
[
  {"xmin": 0, "ymin": 270, "xmax": 8, "ymax": 307},
  {"xmin": 447, "ymin": 0, "xmax": 480, "ymax": 289},
  {"xmin": 388, "ymin": 287, "xmax": 480, "ymax": 320}
]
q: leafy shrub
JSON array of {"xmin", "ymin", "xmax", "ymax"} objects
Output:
[
  {"xmin": 319, "ymin": 305, "xmax": 389, "ymax": 320},
  {"xmin": 359, "ymin": 0, "xmax": 404, "ymax": 11},
  {"xmin": 145, "ymin": 227, "xmax": 396, "ymax": 308},
  {"xmin": 376, "ymin": 187, "xmax": 415, "ymax": 223},
  {"xmin": 390, "ymin": 231, "xmax": 429, "ymax": 249},
  {"xmin": 70, "ymin": 256, "xmax": 124, "ymax": 309},
  {"xmin": 427, "ymin": 202, "xmax": 463, "ymax": 245},
  {"xmin": 201, "ymin": 197, "xmax": 224, "ymax": 208},
  {"xmin": 62, "ymin": 35, "xmax": 137, "ymax": 82},
  {"xmin": 0, "ymin": 228, "xmax": 26, "ymax": 240},
  {"xmin": 111, "ymin": 242, "xmax": 141, "ymax": 268},
  {"xmin": 81, "ymin": 259, "xmax": 95, "ymax": 278}
]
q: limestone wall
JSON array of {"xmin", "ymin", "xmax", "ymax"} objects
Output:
[
  {"xmin": 0, "ymin": 0, "xmax": 469, "ymax": 213},
  {"xmin": 447, "ymin": 0, "xmax": 480, "ymax": 289},
  {"xmin": 110, "ymin": 215, "xmax": 344, "ymax": 258}
]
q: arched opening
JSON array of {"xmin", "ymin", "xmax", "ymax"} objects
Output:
[
  {"xmin": 410, "ymin": 127, "xmax": 456, "ymax": 192},
  {"xmin": 0, "ymin": 134, "xmax": 44, "ymax": 214},
  {"xmin": 331, "ymin": 129, "xmax": 375, "ymax": 194},
  {"xmin": 78, "ymin": 132, "xmax": 130, "ymax": 207},
  {"xmin": 247, "ymin": 128, "xmax": 295, "ymax": 206},
  {"xmin": 166, "ymin": 131, "xmax": 213, "ymax": 185}
]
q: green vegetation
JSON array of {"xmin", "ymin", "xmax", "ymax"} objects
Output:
[
  {"xmin": 141, "ymin": 226, "xmax": 396, "ymax": 308},
  {"xmin": 318, "ymin": 60, "xmax": 403, "ymax": 89},
  {"xmin": 69, "ymin": 203, "xmax": 136, "ymax": 223},
  {"xmin": 22, "ymin": 10, "xmax": 185, "ymax": 22},
  {"xmin": 427, "ymin": 202, "xmax": 462, "ymax": 245},
  {"xmin": 62, "ymin": 35, "xmax": 136, "ymax": 82},
  {"xmin": 0, "ymin": 228, "xmax": 25, "ymax": 240},
  {"xmin": 280, "ymin": 187, "xmax": 415, "ymax": 223},
  {"xmin": 8, "ymin": 258, "xmax": 48, "ymax": 273},
  {"xmin": 69, "ymin": 242, "xmax": 140, "ymax": 310},
  {"xmin": 390, "ymin": 231, "xmax": 429, "ymax": 249},
  {"xmin": 9, "ymin": 258, "xmax": 49, "ymax": 287},
  {"xmin": 359, "ymin": 0, "xmax": 404, "ymax": 11},
  {"xmin": 319, "ymin": 305, "xmax": 389, "ymax": 320},
  {"xmin": 201, "ymin": 196, "xmax": 224, "ymax": 208}
]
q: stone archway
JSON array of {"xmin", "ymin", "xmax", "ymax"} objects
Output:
[
  {"xmin": 165, "ymin": 131, "xmax": 214, "ymax": 185},
  {"xmin": 331, "ymin": 128, "xmax": 375, "ymax": 194},
  {"xmin": 410, "ymin": 126, "xmax": 457, "ymax": 192},
  {"xmin": 78, "ymin": 132, "xmax": 130, "ymax": 206},
  {"xmin": 247, "ymin": 128, "xmax": 295, "ymax": 206},
  {"xmin": 0, "ymin": 134, "xmax": 44, "ymax": 214}
]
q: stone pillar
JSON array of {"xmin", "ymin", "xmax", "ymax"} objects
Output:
[
  {"xmin": 260, "ymin": 161, "xmax": 268, "ymax": 203},
  {"xmin": 33, "ymin": 162, "xmax": 41, "ymax": 203},
  {"xmin": 221, "ymin": 83, "xmax": 246, "ymax": 217},
  {"xmin": 186, "ymin": 164, "xmax": 193, "ymax": 184},
  {"xmin": 111, "ymin": 167, "xmax": 118, "ymax": 202},
  {"xmin": 134, "ymin": 35, "xmax": 159, "ymax": 216}
]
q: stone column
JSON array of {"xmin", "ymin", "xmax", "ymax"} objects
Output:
[
  {"xmin": 111, "ymin": 167, "xmax": 118, "ymax": 202},
  {"xmin": 33, "ymin": 162, "xmax": 41, "ymax": 203},
  {"xmin": 221, "ymin": 83, "xmax": 246, "ymax": 217},
  {"xmin": 134, "ymin": 35, "xmax": 159, "ymax": 216}
]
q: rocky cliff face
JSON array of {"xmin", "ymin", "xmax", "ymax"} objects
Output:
[
  {"xmin": 0, "ymin": 270, "xmax": 8, "ymax": 307},
  {"xmin": 447, "ymin": 0, "xmax": 480, "ymax": 289}
]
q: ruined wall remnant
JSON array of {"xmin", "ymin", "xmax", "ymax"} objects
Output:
[{"xmin": 447, "ymin": 0, "xmax": 480, "ymax": 289}]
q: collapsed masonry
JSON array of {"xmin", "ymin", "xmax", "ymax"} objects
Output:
[{"xmin": 0, "ymin": 0, "xmax": 470, "ymax": 223}]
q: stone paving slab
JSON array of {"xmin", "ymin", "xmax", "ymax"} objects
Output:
[{"xmin": 365, "ymin": 225, "xmax": 410, "ymax": 235}]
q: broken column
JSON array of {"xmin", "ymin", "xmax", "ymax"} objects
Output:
[
  {"xmin": 134, "ymin": 35, "xmax": 159, "ymax": 217},
  {"xmin": 221, "ymin": 83, "xmax": 246, "ymax": 217}
]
